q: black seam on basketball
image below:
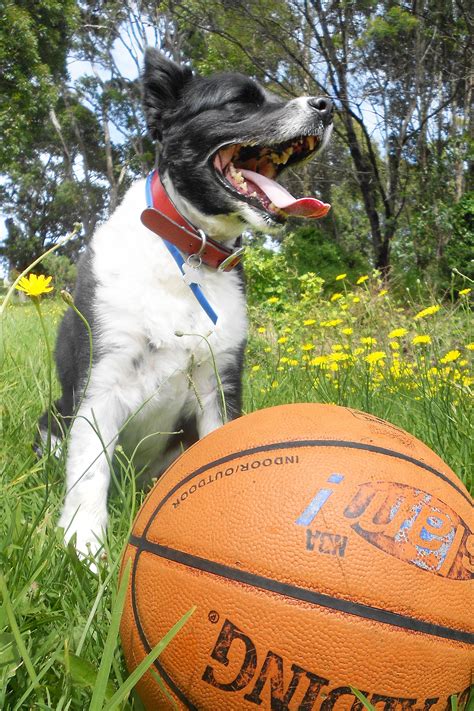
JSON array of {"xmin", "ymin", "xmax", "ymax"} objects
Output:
[
  {"xmin": 131, "ymin": 549, "xmax": 197, "ymax": 710},
  {"xmin": 142, "ymin": 439, "xmax": 471, "ymax": 538},
  {"xmin": 130, "ymin": 537, "xmax": 474, "ymax": 645}
]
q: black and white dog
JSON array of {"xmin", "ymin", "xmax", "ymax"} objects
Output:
[{"xmin": 41, "ymin": 49, "xmax": 333, "ymax": 559}]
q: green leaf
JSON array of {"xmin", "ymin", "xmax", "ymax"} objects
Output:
[{"xmin": 65, "ymin": 652, "xmax": 116, "ymax": 700}]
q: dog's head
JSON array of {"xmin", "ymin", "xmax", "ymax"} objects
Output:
[{"xmin": 143, "ymin": 49, "xmax": 333, "ymax": 239}]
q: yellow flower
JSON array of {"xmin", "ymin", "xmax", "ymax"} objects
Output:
[
  {"xmin": 458, "ymin": 288, "xmax": 471, "ymax": 296},
  {"xmin": 15, "ymin": 273, "xmax": 53, "ymax": 297},
  {"xmin": 303, "ymin": 318, "xmax": 316, "ymax": 326},
  {"xmin": 251, "ymin": 365, "xmax": 261, "ymax": 372},
  {"xmin": 340, "ymin": 304, "xmax": 348, "ymax": 311},
  {"xmin": 388, "ymin": 328, "xmax": 407, "ymax": 338},
  {"xmin": 288, "ymin": 359, "xmax": 299, "ymax": 366},
  {"xmin": 331, "ymin": 344, "xmax": 343, "ymax": 351},
  {"xmin": 341, "ymin": 327, "xmax": 353, "ymax": 335},
  {"xmin": 360, "ymin": 337, "xmax": 377, "ymax": 346},
  {"xmin": 466, "ymin": 343, "xmax": 474, "ymax": 351},
  {"xmin": 440, "ymin": 350, "xmax": 461, "ymax": 364},
  {"xmin": 257, "ymin": 327, "xmax": 265, "ymax": 333},
  {"xmin": 283, "ymin": 327, "xmax": 291, "ymax": 333},
  {"xmin": 353, "ymin": 347, "xmax": 364, "ymax": 356},
  {"xmin": 412, "ymin": 335, "xmax": 432, "ymax": 345},
  {"xmin": 364, "ymin": 351, "xmax": 386, "ymax": 364},
  {"xmin": 389, "ymin": 341, "xmax": 400, "ymax": 350},
  {"xmin": 414, "ymin": 305, "xmax": 440, "ymax": 320},
  {"xmin": 310, "ymin": 355, "xmax": 328, "ymax": 366},
  {"xmin": 280, "ymin": 357, "xmax": 289, "ymax": 364},
  {"xmin": 329, "ymin": 363, "xmax": 339, "ymax": 371},
  {"xmin": 356, "ymin": 275, "xmax": 369, "ymax": 285},
  {"xmin": 330, "ymin": 292, "xmax": 343, "ymax": 302},
  {"xmin": 267, "ymin": 296, "xmax": 279, "ymax": 304},
  {"xmin": 378, "ymin": 289, "xmax": 388, "ymax": 297},
  {"xmin": 329, "ymin": 352, "xmax": 350, "ymax": 362},
  {"xmin": 352, "ymin": 297, "xmax": 360, "ymax": 304},
  {"xmin": 277, "ymin": 336, "xmax": 288, "ymax": 344},
  {"xmin": 271, "ymin": 381, "xmax": 279, "ymax": 388},
  {"xmin": 320, "ymin": 319, "xmax": 343, "ymax": 327},
  {"xmin": 335, "ymin": 273, "xmax": 347, "ymax": 281},
  {"xmin": 264, "ymin": 347, "xmax": 271, "ymax": 353},
  {"xmin": 302, "ymin": 343, "xmax": 315, "ymax": 351}
]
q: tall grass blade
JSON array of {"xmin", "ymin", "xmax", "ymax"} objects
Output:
[
  {"xmin": 89, "ymin": 560, "xmax": 131, "ymax": 711},
  {"xmin": 350, "ymin": 687, "xmax": 377, "ymax": 711},
  {"xmin": 102, "ymin": 605, "xmax": 196, "ymax": 711}
]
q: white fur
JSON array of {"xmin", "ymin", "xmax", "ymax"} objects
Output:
[{"xmin": 58, "ymin": 179, "xmax": 247, "ymax": 556}]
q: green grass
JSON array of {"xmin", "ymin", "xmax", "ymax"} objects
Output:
[{"xmin": 1, "ymin": 292, "xmax": 472, "ymax": 708}]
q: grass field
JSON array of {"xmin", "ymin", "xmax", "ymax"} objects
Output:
[{"xmin": 1, "ymin": 273, "xmax": 473, "ymax": 708}]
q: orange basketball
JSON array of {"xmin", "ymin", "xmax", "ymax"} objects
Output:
[{"xmin": 120, "ymin": 403, "xmax": 473, "ymax": 710}]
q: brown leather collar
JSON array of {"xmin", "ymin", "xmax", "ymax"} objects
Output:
[{"xmin": 141, "ymin": 170, "xmax": 243, "ymax": 271}]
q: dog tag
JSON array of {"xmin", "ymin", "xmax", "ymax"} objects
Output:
[{"xmin": 182, "ymin": 261, "xmax": 204, "ymax": 287}]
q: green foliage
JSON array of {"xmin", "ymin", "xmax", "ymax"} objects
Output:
[
  {"xmin": 0, "ymin": 0, "xmax": 78, "ymax": 167},
  {"xmin": 282, "ymin": 226, "xmax": 369, "ymax": 284},
  {"xmin": 41, "ymin": 253, "xmax": 77, "ymax": 293},
  {"xmin": 441, "ymin": 193, "xmax": 474, "ymax": 286}
]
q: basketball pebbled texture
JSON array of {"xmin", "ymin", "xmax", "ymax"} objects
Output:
[{"xmin": 120, "ymin": 403, "xmax": 474, "ymax": 710}]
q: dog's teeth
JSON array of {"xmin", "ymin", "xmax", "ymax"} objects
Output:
[
  {"xmin": 241, "ymin": 181, "xmax": 248, "ymax": 192},
  {"xmin": 250, "ymin": 191, "xmax": 258, "ymax": 197},
  {"xmin": 307, "ymin": 136, "xmax": 315, "ymax": 151}
]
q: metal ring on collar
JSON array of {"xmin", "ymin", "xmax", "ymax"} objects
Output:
[{"xmin": 194, "ymin": 229, "xmax": 207, "ymax": 258}]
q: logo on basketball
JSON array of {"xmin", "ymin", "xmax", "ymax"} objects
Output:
[
  {"xmin": 202, "ymin": 617, "xmax": 471, "ymax": 709},
  {"xmin": 297, "ymin": 477, "xmax": 473, "ymax": 579}
]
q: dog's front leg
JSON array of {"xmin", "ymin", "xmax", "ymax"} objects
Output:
[{"xmin": 58, "ymin": 394, "xmax": 127, "ymax": 559}]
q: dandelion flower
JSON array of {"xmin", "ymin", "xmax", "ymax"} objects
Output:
[
  {"xmin": 302, "ymin": 343, "xmax": 315, "ymax": 351},
  {"xmin": 288, "ymin": 359, "xmax": 299, "ymax": 366},
  {"xmin": 414, "ymin": 305, "xmax": 440, "ymax": 320},
  {"xmin": 440, "ymin": 350, "xmax": 461, "ymax": 364},
  {"xmin": 267, "ymin": 296, "xmax": 279, "ymax": 304},
  {"xmin": 331, "ymin": 344, "xmax": 343, "ymax": 351},
  {"xmin": 352, "ymin": 297, "xmax": 360, "ymax": 304},
  {"xmin": 277, "ymin": 336, "xmax": 288, "ymax": 344},
  {"xmin": 356, "ymin": 275, "xmax": 369, "ymax": 285},
  {"xmin": 389, "ymin": 328, "xmax": 407, "ymax": 338},
  {"xmin": 378, "ymin": 289, "xmax": 388, "ymax": 297},
  {"xmin": 257, "ymin": 327, "xmax": 266, "ymax": 334},
  {"xmin": 360, "ymin": 336, "xmax": 377, "ymax": 346},
  {"xmin": 310, "ymin": 355, "xmax": 328, "ymax": 366},
  {"xmin": 331, "ymin": 292, "xmax": 343, "ymax": 302},
  {"xmin": 341, "ymin": 327, "xmax": 353, "ymax": 335},
  {"xmin": 365, "ymin": 351, "xmax": 386, "ymax": 364},
  {"xmin": 412, "ymin": 335, "xmax": 432, "ymax": 345},
  {"xmin": 280, "ymin": 357, "xmax": 289, "ymax": 364},
  {"xmin": 251, "ymin": 365, "xmax": 261, "ymax": 372},
  {"xmin": 389, "ymin": 341, "xmax": 400, "ymax": 350},
  {"xmin": 466, "ymin": 343, "xmax": 474, "ymax": 351},
  {"xmin": 336, "ymin": 273, "xmax": 347, "ymax": 281},
  {"xmin": 320, "ymin": 318, "xmax": 343, "ymax": 327},
  {"xmin": 458, "ymin": 288, "xmax": 471, "ymax": 296},
  {"xmin": 15, "ymin": 273, "xmax": 53, "ymax": 297},
  {"xmin": 329, "ymin": 352, "xmax": 349, "ymax": 362},
  {"xmin": 303, "ymin": 318, "xmax": 316, "ymax": 326}
]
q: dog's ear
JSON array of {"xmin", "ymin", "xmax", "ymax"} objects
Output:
[{"xmin": 142, "ymin": 48, "xmax": 193, "ymax": 141}]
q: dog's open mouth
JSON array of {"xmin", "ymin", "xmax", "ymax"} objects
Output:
[{"xmin": 212, "ymin": 136, "xmax": 330, "ymax": 220}]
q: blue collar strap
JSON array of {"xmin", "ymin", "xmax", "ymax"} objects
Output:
[{"xmin": 144, "ymin": 171, "xmax": 218, "ymax": 325}]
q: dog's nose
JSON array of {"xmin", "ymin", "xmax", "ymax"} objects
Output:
[{"xmin": 308, "ymin": 97, "xmax": 333, "ymax": 126}]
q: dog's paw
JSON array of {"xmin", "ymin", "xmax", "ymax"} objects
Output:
[{"xmin": 58, "ymin": 507, "xmax": 108, "ymax": 570}]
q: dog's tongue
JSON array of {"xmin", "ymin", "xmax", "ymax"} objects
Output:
[{"xmin": 240, "ymin": 169, "xmax": 330, "ymax": 218}]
